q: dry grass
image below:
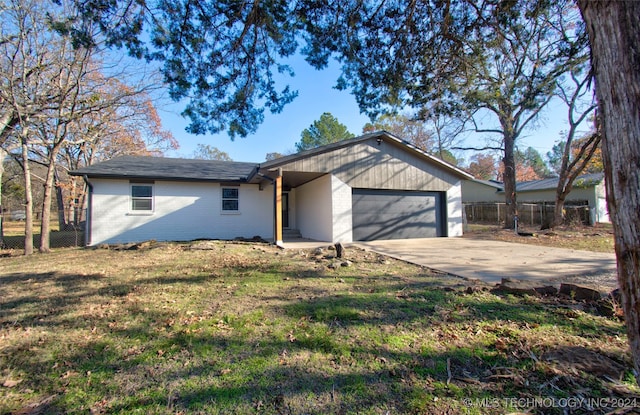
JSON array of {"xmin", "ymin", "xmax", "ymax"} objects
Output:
[
  {"xmin": 0, "ymin": 241, "xmax": 637, "ymax": 414},
  {"xmin": 464, "ymin": 223, "xmax": 615, "ymax": 253},
  {"xmin": 2, "ymin": 219, "xmax": 56, "ymax": 236}
]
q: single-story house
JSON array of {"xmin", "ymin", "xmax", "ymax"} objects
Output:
[
  {"xmin": 71, "ymin": 131, "xmax": 473, "ymax": 246},
  {"xmin": 461, "ymin": 173, "xmax": 609, "ymax": 224}
]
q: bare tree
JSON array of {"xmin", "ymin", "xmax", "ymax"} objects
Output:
[
  {"xmin": 363, "ymin": 113, "xmax": 435, "ymax": 151},
  {"xmin": 426, "ymin": 110, "xmax": 465, "ymax": 165},
  {"xmin": 1, "ymin": 0, "xmax": 176, "ymax": 253},
  {"xmin": 54, "ymin": 79, "xmax": 177, "ymax": 229},
  {"xmin": 547, "ymin": 69, "xmax": 599, "ymax": 228},
  {"xmin": 191, "ymin": 144, "xmax": 232, "ymax": 161},
  {"xmin": 32, "ymin": 19, "xmax": 93, "ymax": 252},
  {"xmin": 364, "ymin": 111, "xmax": 463, "ymax": 165},
  {"xmin": 0, "ymin": 0, "xmax": 62, "ymax": 254}
]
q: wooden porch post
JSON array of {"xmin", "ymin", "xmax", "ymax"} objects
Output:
[{"xmin": 275, "ymin": 168, "xmax": 283, "ymax": 247}]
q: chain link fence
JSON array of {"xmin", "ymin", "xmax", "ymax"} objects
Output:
[
  {"xmin": 464, "ymin": 201, "xmax": 591, "ymax": 228},
  {"xmin": 1, "ymin": 209, "xmax": 86, "ymax": 250}
]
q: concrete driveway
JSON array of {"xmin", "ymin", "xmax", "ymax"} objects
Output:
[{"xmin": 351, "ymin": 238, "xmax": 617, "ymax": 287}]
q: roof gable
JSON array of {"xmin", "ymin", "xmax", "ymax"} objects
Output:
[
  {"xmin": 251, "ymin": 131, "xmax": 471, "ymax": 191},
  {"xmin": 259, "ymin": 131, "xmax": 472, "ymax": 180}
]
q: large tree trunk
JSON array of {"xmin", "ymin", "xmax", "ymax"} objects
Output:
[
  {"xmin": 0, "ymin": 148, "xmax": 6, "ymax": 249},
  {"xmin": 21, "ymin": 133, "xmax": 34, "ymax": 255},
  {"xmin": 553, "ymin": 192, "xmax": 567, "ymax": 228},
  {"xmin": 39, "ymin": 148, "xmax": 60, "ymax": 253},
  {"xmin": 578, "ymin": 0, "xmax": 640, "ymax": 385},
  {"xmin": 55, "ymin": 170, "xmax": 67, "ymax": 229},
  {"xmin": 0, "ymin": 114, "xmax": 18, "ymax": 249},
  {"xmin": 502, "ymin": 132, "xmax": 518, "ymax": 229}
]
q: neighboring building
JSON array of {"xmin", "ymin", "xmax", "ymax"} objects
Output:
[
  {"xmin": 510, "ymin": 173, "xmax": 609, "ymax": 224},
  {"xmin": 461, "ymin": 179, "xmax": 504, "ymax": 203},
  {"xmin": 461, "ymin": 173, "xmax": 609, "ymax": 224},
  {"xmin": 71, "ymin": 131, "xmax": 472, "ymax": 246}
]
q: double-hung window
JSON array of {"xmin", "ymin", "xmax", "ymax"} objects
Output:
[
  {"xmin": 221, "ymin": 188, "xmax": 239, "ymax": 212},
  {"xmin": 131, "ymin": 183, "xmax": 153, "ymax": 212}
]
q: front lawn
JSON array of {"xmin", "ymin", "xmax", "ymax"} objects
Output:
[{"xmin": 0, "ymin": 242, "xmax": 636, "ymax": 414}]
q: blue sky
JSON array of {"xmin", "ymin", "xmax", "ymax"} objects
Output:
[
  {"xmin": 160, "ymin": 57, "xmax": 370, "ymax": 162},
  {"xmin": 159, "ymin": 56, "xmax": 580, "ymax": 165}
]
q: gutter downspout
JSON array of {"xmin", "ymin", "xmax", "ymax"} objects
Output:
[{"xmin": 82, "ymin": 175, "xmax": 93, "ymax": 247}]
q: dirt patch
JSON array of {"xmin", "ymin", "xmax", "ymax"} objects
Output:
[
  {"xmin": 543, "ymin": 346, "xmax": 626, "ymax": 380},
  {"xmin": 465, "ymin": 223, "xmax": 615, "ymax": 253}
]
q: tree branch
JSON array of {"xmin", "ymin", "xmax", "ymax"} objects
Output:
[{"xmin": 452, "ymin": 145, "xmax": 503, "ymax": 152}]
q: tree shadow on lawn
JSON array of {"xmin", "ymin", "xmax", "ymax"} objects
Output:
[
  {"xmin": 279, "ymin": 278, "xmax": 620, "ymax": 336},
  {"xmin": 1, "ymin": 266, "xmax": 633, "ymax": 414},
  {"xmin": 51, "ymin": 327, "xmax": 505, "ymax": 414},
  {"xmin": 48, "ymin": 321, "xmax": 634, "ymax": 415},
  {"xmin": 0, "ymin": 271, "xmax": 111, "ymax": 326}
]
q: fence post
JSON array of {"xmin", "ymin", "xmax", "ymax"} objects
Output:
[{"xmin": 530, "ymin": 204, "xmax": 534, "ymax": 226}]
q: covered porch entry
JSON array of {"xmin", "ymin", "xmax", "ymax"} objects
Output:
[{"xmin": 250, "ymin": 169, "xmax": 353, "ymax": 245}]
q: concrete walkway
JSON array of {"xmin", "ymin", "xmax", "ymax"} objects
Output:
[{"xmin": 284, "ymin": 238, "xmax": 617, "ymax": 288}]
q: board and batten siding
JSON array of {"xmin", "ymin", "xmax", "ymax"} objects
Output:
[
  {"xmin": 273, "ymin": 138, "xmax": 461, "ymax": 191},
  {"xmin": 88, "ymin": 179, "xmax": 273, "ymax": 245}
]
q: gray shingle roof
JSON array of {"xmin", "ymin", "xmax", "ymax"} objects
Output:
[
  {"xmin": 515, "ymin": 173, "xmax": 604, "ymax": 192},
  {"xmin": 70, "ymin": 156, "xmax": 258, "ymax": 182}
]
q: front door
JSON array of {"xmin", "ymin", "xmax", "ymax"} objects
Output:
[{"xmin": 282, "ymin": 192, "xmax": 289, "ymax": 228}]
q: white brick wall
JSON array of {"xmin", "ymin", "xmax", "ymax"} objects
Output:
[
  {"xmin": 294, "ymin": 174, "xmax": 353, "ymax": 243},
  {"xmin": 296, "ymin": 175, "xmax": 333, "ymax": 241},
  {"xmin": 88, "ymin": 179, "xmax": 273, "ymax": 245},
  {"xmin": 447, "ymin": 181, "xmax": 464, "ymax": 237},
  {"xmin": 331, "ymin": 175, "xmax": 353, "ymax": 243}
]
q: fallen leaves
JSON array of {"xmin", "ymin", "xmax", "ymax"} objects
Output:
[
  {"xmin": 2, "ymin": 378, "xmax": 22, "ymax": 388},
  {"xmin": 0, "ymin": 241, "xmax": 634, "ymax": 415}
]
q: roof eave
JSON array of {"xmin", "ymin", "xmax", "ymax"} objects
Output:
[{"xmin": 73, "ymin": 172, "xmax": 248, "ymax": 183}]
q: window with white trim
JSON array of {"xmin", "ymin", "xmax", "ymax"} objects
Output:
[
  {"xmin": 131, "ymin": 184, "xmax": 153, "ymax": 211},
  {"xmin": 221, "ymin": 188, "xmax": 239, "ymax": 211}
]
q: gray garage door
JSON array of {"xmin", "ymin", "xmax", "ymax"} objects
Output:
[{"xmin": 352, "ymin": 189, "xmax": 444, "ymax": 241}]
